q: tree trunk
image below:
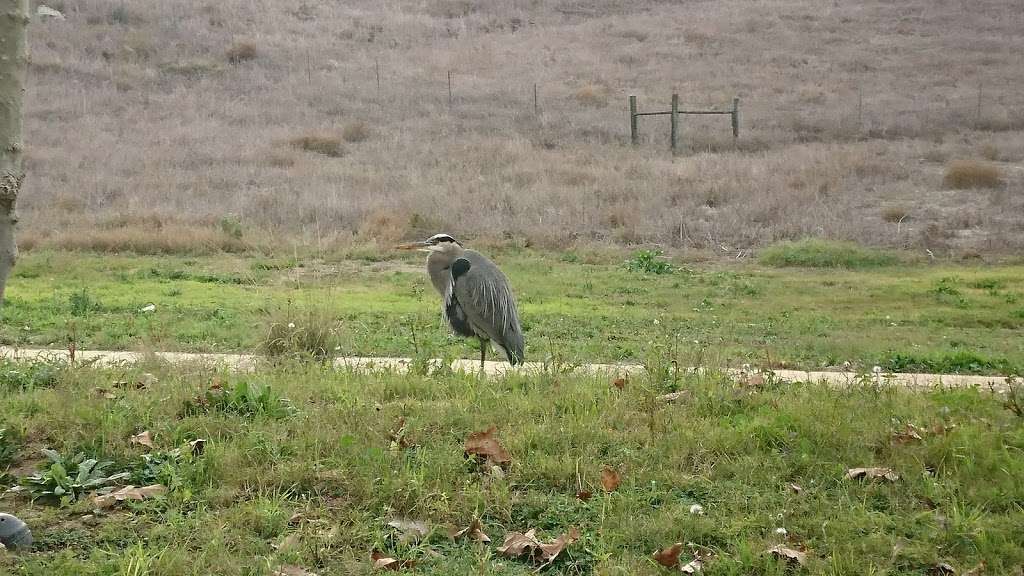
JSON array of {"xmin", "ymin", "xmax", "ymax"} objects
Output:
[{"xmin": 0, "ymin": 1, "xmax": 28, "ymax": 307}]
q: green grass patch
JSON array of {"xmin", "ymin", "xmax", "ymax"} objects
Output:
[
  {"xmin": 760, "ymin": 239, "xmax": 898, "ymax": 269},
  {"xmin": 3, "ymin": 250, "xmax": 1024, "ymax": 375},
  {"xmin": 0, "ymin": 362, "xmax": 1021, "ymax": 574}
]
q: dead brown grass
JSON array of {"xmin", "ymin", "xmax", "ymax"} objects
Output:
[
  {"xmin": 943, "ymin": 160, "xmax": 1003, "ymax": 189},
  {"xmin": 289, "ymin": 134, "xmax": 344, "ymax": 157},
  {"xmin": 342, "ymin": 121, "xmax": 370, "ymax": 143},
  {"xmin": 225, "ymin": 41, "xmax": 257, "ymax": 63},
  {"xmin": 575, "ymin": 84, "xmax": 610, "ymax": 108},
  {"xmin": 17, "ymin": 0, "xmax": 1024, "ymax": 255}
]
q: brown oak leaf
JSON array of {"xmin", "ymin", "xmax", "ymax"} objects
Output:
[
  {"xmin": 449, "ymin": 518, "xmax": 490, "ymax": 543},
  {"xmin": 94, "ymin": 484, "xmax": 167, "ymax": 508},
  {"xmin": 601, "ymin": 466, "xmax": 622, "ymax": 492},
  {"xmin": 130, "ymin": 430, "xmax": 154, "ymax": 449},
  {"xmin": 653, "ymin": 542, "xmax": 683, "ymax": 567},
  {"xmin": 767, "ymin": 544, "xmax": 807, "ymax": 565},
  {"xmin": 371, "ymin": 551, "xmax": 415, "ymax": 571},
  {"xmin": 464, "ymin": 426, "xmax": 511, "ymax": 467}
]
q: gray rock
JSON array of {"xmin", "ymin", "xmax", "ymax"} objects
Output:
[{"xmin": 0, "ymin": 513, "xmax": 32, "ymax": 549}]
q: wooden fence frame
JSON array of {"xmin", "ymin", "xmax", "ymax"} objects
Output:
[{"xmin": 629, "ymin": 94, "xmax": 739, "ymax": 151}]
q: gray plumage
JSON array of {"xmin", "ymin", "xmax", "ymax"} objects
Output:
[
  {"xmin": 400, "ymin": 234, "xmax": 524, "ymax": 367},
  {"xmin": 0, "ymin": 513, "xmax": 32, "ymax": 549}
]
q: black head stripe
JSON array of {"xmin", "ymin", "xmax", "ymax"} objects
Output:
[
  {"xmin": 429, "ymin": 234, "xmax": 461, "ymax": 246},
  {"xmin": 451, "ymin": 258, "xmax": 471, "ymax": 280}
]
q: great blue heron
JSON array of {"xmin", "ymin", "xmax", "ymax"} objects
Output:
[{"xmin": 396, "ymin": 234, "xmax": 524, "ymax": 368}]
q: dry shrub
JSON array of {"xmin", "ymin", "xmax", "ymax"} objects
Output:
[
  {"xmin": 943, "ymin": 159, "xmax": 1003, "ymax": 189},
  {"xmin": 266, "ymin": 151, "xmax": 297, "ymax": 168},
  {"xmin": 289, "ymin": 134, "xmax": 344, "ymax": 157},
  {"xmin": 342, "ymin": 121, "xmax": 370, "ymax": 143},
  {"xmin": 25, "ymin": 224, "xmax": 248, "ymax": 254},
  {"xmin": 979, "ymin": 144, "xmax": 1000, "ymax": 161},
  {"xmin": 359, "ymin": 209, "xmax": 410, "ymax": 243},
  {"xmin": 260, "ymin": 305, "xmax": 344, "ymax": 362},
  {"xmin": 226, "ymin": 41, "xmax": 258, "ymax": 63},
  {"xmin": 575, "ymin": 84, "xmax": 609, "ymax": 108},
  {"xmin": 881, "ymin": 206, "xmax": 910, "ymax": 223}
]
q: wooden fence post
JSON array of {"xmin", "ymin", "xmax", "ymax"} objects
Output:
[
  {"xmin": 670, "ymin": 93, "xmax": 679, "ymax": 152},
  {"xmin": 629, "ymin": 95, "xmax": 638, "ymax": 145},
  {"xmin": 731, "ymin": 97, "xmax": 740, "ymax": 139},
  {"xmin": 534, "ymin": 83, "xmax": 539, "ymax": 115},
  {"xmin": 447, "ymin": 70, "xmax": 453, "ymax": 107}
]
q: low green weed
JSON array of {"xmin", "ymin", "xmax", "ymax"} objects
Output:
[
  {"xmin": 760, "ymin": 239, "xmax": 897, "ymax": 268},
  {"xmin": 624, "ymin": 249, "xmax": 674, "ymax": 274},
  {"xmin": 21, "ymin": 450, "xmax": 129, "ymax": 505},
  {"xmin": 0, "ymin": 357, "xmax": 67, "ymax": 391},
  {"xmin": 183, "ymin": 380, "xmax": 296, "ymax": 418}
]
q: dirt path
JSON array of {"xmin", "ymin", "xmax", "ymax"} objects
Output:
[{"xmin": 0, "ymin": 346, "xmax": 1013, "ymax": 391}]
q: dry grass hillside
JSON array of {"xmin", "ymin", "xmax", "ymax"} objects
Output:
[{"xmin": 21, "ymin": 0, "xmax": 1024, "ymax": 255}]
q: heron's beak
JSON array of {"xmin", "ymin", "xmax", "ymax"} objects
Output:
[{"xmin": 395, "ymin": 241, "xmax": 429, "ymax": 251}]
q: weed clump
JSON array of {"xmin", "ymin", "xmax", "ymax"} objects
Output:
[
  {"xmin": 21, "ymin": 450, "xmax": 130, "ymax": 505},
  {"xmin": 575, "ymin": 84, "xmax": 609, "ymax": 108},
  {"xmin": 289, "ymin": 134, "xmax": 344, "ymax": 157},
  {"xmin": 342, "ymin": 121, "xmax": 371, "ymax": 143},
  {"xmin": 225, "ymin": 41, "xmax": 257, "ymax": 63},
  {"xmin": 943, "ymin": 160, "xmax": 1003, "ymax": 189},
  {"xmin": 260, "ymin": 306, "xmax": 343, "ymax": 361},
  {"xmin": 183, "ymin": 380, "xmax": 296, "ymax": 418},
  {"xmin": 0, "ymin": 357, "xmax": 67, "ymax": 391},
  {"xmin": 624, "ymin": 249, "xmax": 674, "ymax": 274},
  {"xmin": 760, "ymin": 239, "xmax": 897, "ymax": 269}
]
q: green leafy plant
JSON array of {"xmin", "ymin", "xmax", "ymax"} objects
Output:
[
  {"xmin": 183, "ymin": 380, "xmax": 296, "ymax": 418},
  {"xmin": 21, "ymin": 449, "xmax": 129, "ymax": 504},
  {"xmin": 0, "ymin": 357, "xmax": 67, "ymax": 391},
  {"xmin": 131, "ymin": 449, "xmax": 187, "ymax": 489},
  {"xmin": 0, "ymin": 428, "xmax": 16, "ymax": 468},
  {"xmin": 625, "ymin": 249, "xmax": 674, "ymax": 275},
  {"xmin": 68, "ymin": 287, "xmax": 100, "ymax": 316}
]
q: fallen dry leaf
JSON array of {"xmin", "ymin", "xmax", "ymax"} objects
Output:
[
  {"xmin": 498, "ymin": 527, "xmax": 580, "ymax": 567},
  {"xmin": 389, "ymin": 417, "xmax": 414, "ymax": 451},
  {"xmin": 288, "ymin": 512, "xmax": 305, "ymax": 526},
  {"xmin": 612, "ymin": 377, "xmax": 627, "ymax": 390},
  {"xmin": 275, "ymin": 533, "xmax": 301, "ymax": 553},
  {"xmin": 932, "ymin": 423, "xmax": 958, "ymax": 436},
  {"xmin": 93, "ymin": 387, "xmax": 118, "ymax": 400},
  {"xmin": 189, "ymin": 438, "xmax": 207, "ymax": 456},
  {"xmin": 498, "ymin": 529, "xmax": 542, "ymax": 557},
  {"xmin": 788, "ymin": 483, "xmax": 803, "ymax": 494},
  {"xmin": 653, "ymin": 542, "xmax": 683, "ymax": 568},
  {"xmin": 931, "ymin": 562, "xmax": 957, "ymax": 575},
  {"xmin": 657, "ymin": 391, "xmax": 687, "ymax": 403},
  {"xmin": 601, "ymin": 466, "xmax": 622, "ymax": 492},
  {"xmin": 743, "ymin": 373, "xmax": 765, "ymax": 387},
  {"xmin": 449, "ymin": 518, "xmax": 490, "ymax": 543},
  {"xmin": 892, "ymin": 424, "xmax": 924, "ymax": 444},
  {"xmin": 575, "ymin": 490, "xmax": 592, "ymax": 502},
  {"xmin": 371, "ymin": 551, "xmax": 415, "ymax": 571},
  {"xmin": 130, "ymin": 431, "xmax": 154, "ymax": 449},
  {"xmin": 273, "ymin": 566, "xmax": 319, "ymax": 576},
  {"xmin": 680, "ymin": 557, "xmax": 705, "ymax": 574},
  {"xmin": 387, "ymin": 517, "xmax": 430, "ymax": 544},
  {"xmin": 94, "ymin": 484, "xmax": 167, "ymax": 508},
  {"xmin": 845, "ymin": 467, "xmax": 899, "ymax": 482},
  {"xmin": 536, "ymin": 527, "xmax": 580, "ymax": 567},
  {"xmin": 464, "ymin": 426, "xmax": 511, "ymax": 467},
  {"xmin": 964, "ymin": 562, "xmax": 987, "ymax": 575},
  {"xmin": 767, "ymin": 544, "xmax": 807, "ymax": 565}
]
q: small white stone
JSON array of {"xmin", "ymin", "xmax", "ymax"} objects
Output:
[
  {"xmin": 774, "ymin": 527, "xmax": 788, "ymax": 536},
  {"xmin": 689, "ymin": 504, "xmax": 704, "ymax": 515},
  {"xmin": 287, "ymin": 322, "xmax": 296, "ymax": 329},
  {"xmin": 139, "ymin": 303, "xmax": 156, "ymax": 313}
]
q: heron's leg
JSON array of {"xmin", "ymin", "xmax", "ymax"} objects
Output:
[{"xmin": 479, "ymin": 339, "xmax": 487, "ymax": 370}]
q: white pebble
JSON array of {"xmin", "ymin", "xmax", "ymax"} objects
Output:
[{"xmin": 689, "ymin": 504, "xmax": 704, "ymax": 515}]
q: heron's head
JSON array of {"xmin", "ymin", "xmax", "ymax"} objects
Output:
[{"xmin": 395, "ymin": 233, "xmax": 463, "ymax": 254}]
